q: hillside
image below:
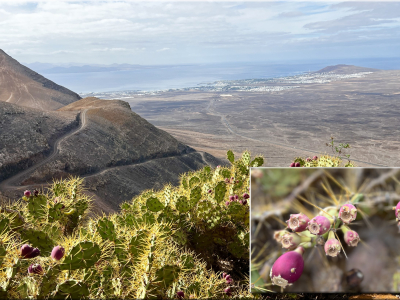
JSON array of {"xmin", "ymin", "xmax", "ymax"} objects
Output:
[
  {"xmin": 0, "ymin": 49, "xmax": 81, "ymax": 110},
  {"xmin": 314, "ymin": 64, "xmax": 379, "ymax": 74},
  {"xmin": 0, "ymin": 97, "xmax": 225, "ymax": 212}
]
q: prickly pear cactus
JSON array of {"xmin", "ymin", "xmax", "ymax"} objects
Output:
[{"xmin": 0, "ymin": 151, "xmax": 259, "ymax": 299}]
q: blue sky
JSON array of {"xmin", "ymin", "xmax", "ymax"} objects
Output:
[{"xmin": 0, "ymin": 1, "xmax": 399, "ymax": 65}]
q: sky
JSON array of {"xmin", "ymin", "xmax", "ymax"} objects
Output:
[{"xmin": 0, "ymin": 1, "xmax": 400, "ymax": 65}]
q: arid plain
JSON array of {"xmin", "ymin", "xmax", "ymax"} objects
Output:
[{"xmin": 96, "ymin": 65, "xmax": 400, "ymax": 167}]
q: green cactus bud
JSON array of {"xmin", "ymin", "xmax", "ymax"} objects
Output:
[
  {"xmin": 59, "ymin": 241, "xmax": 101, "ymax": 270},
  {"xmin": 96, "ymin": 218, "xmax": 117, "ymax": 241},
  {"xmin": 175, "ymin": 196, "xmax": 190, "ymax": 213},
  {"xmin": 214, "ymin": 181, "xmax": 227, "ymax": 203},
  {"xmin": 146, "ymin": 197, "xmax": 164, "ymax": 212}
]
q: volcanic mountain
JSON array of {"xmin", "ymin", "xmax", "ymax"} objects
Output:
[
  {"xmin": 0, "ymin": 50, "xmax": 81, "ymax": 110},
  {"xmin": 0, "ymin": 53, "xmax": 225, "ymax": 213},
  {"xmin": 314, "ymin": 64, "xmax": 379, "ymax": 74}
]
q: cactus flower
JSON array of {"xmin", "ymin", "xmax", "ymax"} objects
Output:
[
  {"xmin": 177, "ymin": 291, "xmax": 184, "ymax": 299},
  {"xmin": 25, "ymin": 248, "xmax": 40, "ymax": 259},
  {"xmin": 306, "ymin": 157, "xmax": 312, "ymax": 162},
  {"xmin": 51, "ymin": 246, "xmax": 65, "ymax": 261},
  {"xmin": 290, "ymin": 162, "xmax": 295, "ymax": 167},
  {"xmin": 394, "ymin": 201, "xmax": 400, "ymax": 220},
  {"xmin": 339, "ymin": 204, "xmax": 357, "ymax": 224},
  {"xmin": 225, "ymin": 201, "xmax": 230, "ymax": 206},
  {"xmin": 243, "ymin": 193, "xmax": 249, "ymax": 199},
  {"xmin": 28, "ymin": 264, "xmax": 44, "ymax": 275},
  {"xmin": 20, "ymin": 244, "xmax": 34, "ymax": 258},
  {"xmin": 313, "ymin": 156, "xmax": 318, "ymax": 160},
  {"xmin": 33, "ymin": 189, "xmax": 39, "ymax": 196},
  {"xmin": 239, "ymin": 199, "xmax": 247, "ymax": 205},
  {"xmin": 208, "ymin": 189, "xmax": 212, "ymax": 194},
  {"xmin": 270, "ymin": 247, "xmax": 304, "ymax": 288},
  {"xmin": 324, "ymin": 231, "xmax": 341, "ymax": 257},
  {"xmin": 342, "ymin": 226, "xmax": 360, "ymax": 247},
  {"xmin": 274, "ymin": 230, "xmax": 286, "ymax": 243},
  {"xmin": 286, "ymin": 213, "xmax": 310, "ymax": 232},
  {"xmin": 222, "ymin": 272, "xmax": 227, "ymax": 279},
  {"xmin": 229, "ymin": 195, "xmax": 235, "ymax": 201},
  {"xmin": 24, "ymin": 190, "xmax": 31, "ymax": 197},
  {"xmin": 307, "ymin": 215, "xmax": 332, "ymax": 235},
  {"xmin": 234, "ymin": 195, "xmax": 239, "ymax": 200},
  {"xmin": 295, "ymin": 162, "xmax": 301, "ymax": 167}
]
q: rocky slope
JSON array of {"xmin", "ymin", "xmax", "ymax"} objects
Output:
[{"xmin": 0, "ymin": 49, "xmax": 81, "ymax": 110}]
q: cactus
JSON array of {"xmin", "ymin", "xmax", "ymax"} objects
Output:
[
  {"xmin": 270, "ymin": 247, "xmax": 305, "ymax": 288},
  {"xmin": 227, "ymin": 150, "xmax": 235, "ymax": 164},
  {"xmin": 20, "ymin": 229, "xmax": 54, "ymax": 255},
  {"xmin": 48, "ymin": 203, "xmax": 64, "ymax": 223},
  {"xmin": 154, "ymin": 265, "xmax": 180, "ymax": 289}
]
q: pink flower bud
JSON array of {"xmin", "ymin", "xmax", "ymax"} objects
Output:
[
  {"xmin": 239, "ymin": 199, "xmax": 247, "ymax": 205},
  {"xmin": 313, "ymin": 156, "xmax": 318, "ymax": 160},
  {"xmin": 177, "ymin": 291, "xmax": 184, "ymax": 299},
  {"xmin": 234, "ymin": 195, "xmax": 239, "ymax": 200},
  {"xmin": 243, "ymin": 193, "xmax": 249, "ymax": 199},
  {"xmin": 229, "ymin": 195, "xmax": 235, "ymax": 201},
  {"xmin": 281, "ymin": 232, "xmax": 302, "ymax": 250},
  {"xmin": 28, "ymin": 264, "xmax": 44, "ymax": 275},
  {"xmin": 24, "ymin": 190, "xmax": 31, "ymax": 197},
  {"xmin": 307, "ymin": 216, "xmax": 331, "ymax": 235},
  {"xmin": 324, "ymin": 237, "xmax": 341, "ymax": 257},
  {"xmin": 295, "ymin": 162, "xmax": 300, "ymax": 167},
  {"xmin": 51, "ymin": 246, "xmax": 65, "ymax": 261},
  {"xmin": 33, "ymin": 189, "xmax": 39, "ymax": 196},
  {"xmin": 344, "ymin": 230, "xmax": 360, "ymax": 247},
  {"xmin": 394, "ymin": 201, "xmax": 400, "ymax": 220},
  {"xmin": 290, "ymin": 162, "xmax": 295, "ymax": 167},
  {"xmin": 20, "ymin": 244, "xmax": 34, "ymax": 258},
  {"xmin": 25, "ymin": 248, "xmax": 40, "ymax": 259},
  {"xmin": 208, "ymin": 189, "xmax": 212, "ymax": 194},
  {"xmin": 274, "ymin": 230, "xmax": 286, "ymax": 243},
  {"xmin": 225, "ymin": 201, "xmax": 230, "ymax": 206},
  {"xmin": 339, "ymin": 204, "xmax": 357, "ymax": 224},
  {"xmin": 222, "ymin": 272, "xmax": 227, "ymax": 279},
  {"xmin": 306, "ymin": 158, "xmax": 312, "ymax": 162},
  {"xmin": 224, "ymin": 287, "xmax": 232, "ymax": 296},
  {"xmin": 286, "ymin": 213, "xmax": 310, "ymax": 232},
  {"xmin": 270, "ymin": 247, "xmax": 304, "ymax": 288}
]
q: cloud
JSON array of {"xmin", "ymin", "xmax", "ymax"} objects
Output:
[{"xmin": 0, "ymin": 1, "xmax": 399, "ymax": 64}]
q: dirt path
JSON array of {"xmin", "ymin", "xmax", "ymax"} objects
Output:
[
  {"xmin": 0, "ymin": 109, "xmax": 88, "ymax": 190},
  {"xmin": 205, "ymin": 95, "xmax": 387, "ymax": 167}
]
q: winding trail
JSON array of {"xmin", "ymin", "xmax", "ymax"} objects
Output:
[
  {"xmin": 206, "ymin": 96, "xmax": 388, "ymax": 167},
  {"xmin": 0, "ymin": 109, "xmax": 88, "ymax": 190}
]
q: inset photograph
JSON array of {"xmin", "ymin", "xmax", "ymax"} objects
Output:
[{"xmin": 251, "ymin": 168, "xmax": 400, "ymax": 293}]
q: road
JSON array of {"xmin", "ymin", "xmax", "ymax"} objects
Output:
[{"xmin": 0, "ymin": 109, "xmax": 88, "ymax": 190}]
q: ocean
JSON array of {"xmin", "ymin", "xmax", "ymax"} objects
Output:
[{"xmin": 35, "ymin": 58, "xmax": 400, "ymax": 94}]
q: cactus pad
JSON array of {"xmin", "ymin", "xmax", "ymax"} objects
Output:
[
  {"xmin": 189, "ymin": 176, "xmax": 200, "ymax": 188},
  {"xmin": 53, "ymin": 280, "xmax": 89, "ymax": 299},
  {"xmin": 250, "ymin": 157, "xmax": 264, "ymax": 167},
  {"xmin": 96, "ymin": 218, "xmax": 117, "ymax": 241},
  {"xmin": 48, "ymin": 203, "xmax": 64, "ymax": 223},
  {"xmin": 27, "ymin": 195, "xmax": 47, "ymax": 220},
  {"xmin": 227, "ymin": 150, "xmax": 235, "ymax": 164},
  {"xmin": 20, "ymin": 228, "xmax": 54, "ymax": 254},
  {"xmin": 60, "ymin": 241, "xmax": 101, "ymax": 270},
  {"xmin": 189, "ymin": 186, "xmax": 201, "ymax": 207},
  {"xmin": 214, "ymin": 181, "xmax": 227, "ymax": 203},
  {"xmin": 146, "ymin": 197, "xmax": 164, "ymax": 212},
  {"xmin": 154, "ymin": 265, "xmax": 180, "ymax": 288},
  {"xmin": 175, "ymin": 196, "xmax": 190, "ymax": 213}
]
